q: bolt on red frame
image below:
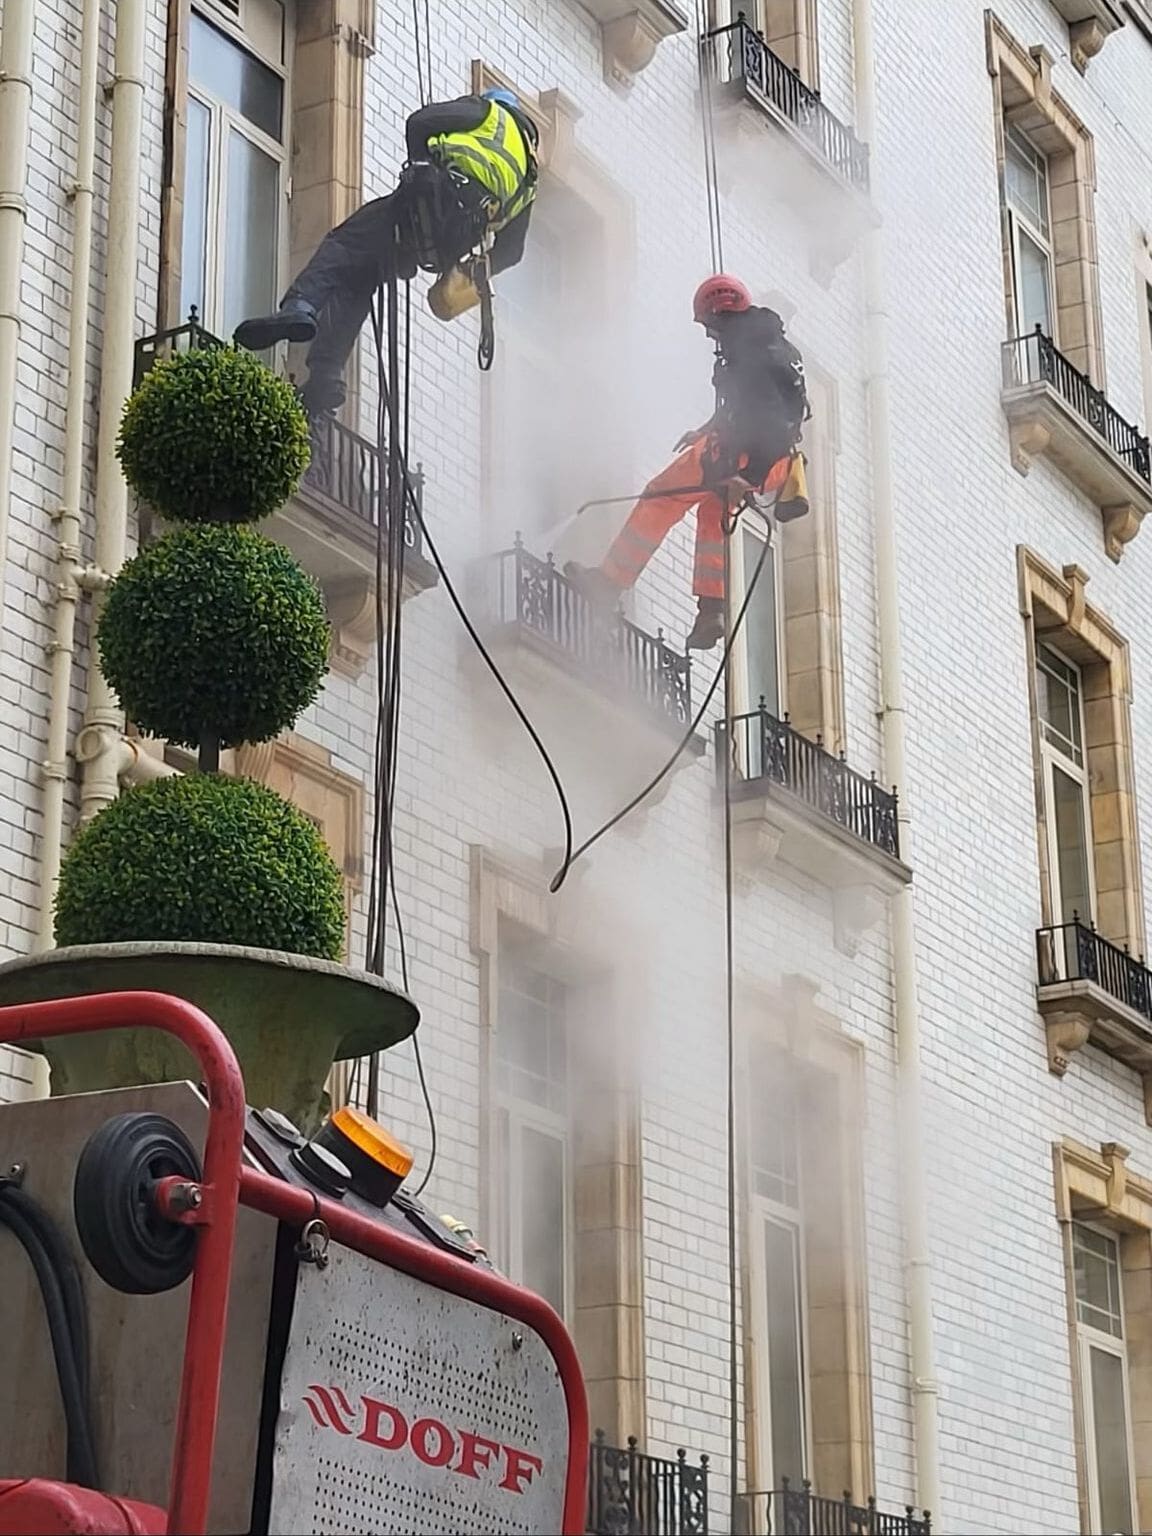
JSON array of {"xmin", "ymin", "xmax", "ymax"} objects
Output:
[{"xmin": 0, "ymin": 992, "xmax": 588, "ymax": 1536}]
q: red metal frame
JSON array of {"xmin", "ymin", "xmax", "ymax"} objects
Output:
[{"xmin": 0, "ymin": 992, "xmax": 589, "ymax": 1536}]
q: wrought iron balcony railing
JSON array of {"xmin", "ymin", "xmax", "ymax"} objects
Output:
[
  {"xmin": 131, "ymin": 314, "xmax": 425, "ymax": 559},
  {"xmin": 1037, "ymin": 917, "xmax": 1152, "ymax": 1020},
  {"xmin": 735, "ymin": 1480, "xmax": 930, "ymax": 1536},
  {"xmin": 1002, "ymin": 328, "xmax": 1152, "ymax": 482},
  {"xmin": 588, "ymin": 1431, "xmax": 709, "ymax": 1536},
  {"xmin": 490, "ymin": 541, "xmax": 694, "ymax": 727},
  {"xmin": 704, "ymin": 16, "xmax": 870, "ymax": 190},
  {"xmin": 717, "ymin": 705, "xmax": 899, "ymax": 860}
]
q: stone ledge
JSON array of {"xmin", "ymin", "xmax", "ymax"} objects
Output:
[
  {"xmin": 1048, "ymin": 0, "xmax": 1125, "ymax": 70},
  {"xmin": 1039, "ymin": 977, "xmax": 1152, "ymax": 1122},
  {"xmin": 569, "ymin": 0, "xmax": 688, "ymax": 87},
  {"xmin": 727, "ymin": 783, "xmax": 911, "ymax": 956},
  {"xmin": 1002, "ymin": 380, "xmax": 1152, "ymax": 561}
]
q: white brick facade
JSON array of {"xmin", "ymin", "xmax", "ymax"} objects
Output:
[{"xmin": 2, "ymin": 0, "xmax": 1152, "ymax": 1531}]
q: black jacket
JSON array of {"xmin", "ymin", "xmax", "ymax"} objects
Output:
[
  {"xmin": 405, "ymin": 96, "xmax": 536, "ymax": 277},
  {"xmin": 710, "ymin": 307, "xmax": 808, "ymax": 439}
]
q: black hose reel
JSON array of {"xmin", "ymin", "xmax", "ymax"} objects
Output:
[{"xmin": 73, "ymin": 1112, "xmax": 201, "ymax": 1296}]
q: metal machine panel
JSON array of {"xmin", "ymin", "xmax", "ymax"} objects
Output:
[
  {"xmin": 269, "ymin": 1242, "xmax": 571, "ymax": 1535},
  {"xmin": 0, "ymin": 1083, "xmax": 276, "ymax": 1535}
]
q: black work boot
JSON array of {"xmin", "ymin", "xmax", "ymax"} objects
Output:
[
  {"xmin": 234, "ymin": 298, "xmax": 318, "ymax": 352},
  {"xmin": 564, "ymin": 562, "xmax": 622, "ymax": 615},
  {"xmin": 300, "ymin": 373, "xmax": 347, "ymax": 420},
  {"xmin": 685, "ymin": 596, "xmax": 725, "ymax": 651}
]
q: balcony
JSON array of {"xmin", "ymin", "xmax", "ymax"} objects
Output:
[
  {"xmin": 1001, "ymin": 330, "xmax": 1152, "ymax": 561},
  {"xmin": 1037, "ymin": 919, "xmax": 1152, "ymax": 1119},
  {"xmin": 703, "ymin": 17, "xmax": 873, "ymax": 267},
  {"xmin": 587, "ymin": 1432, "xmax": 709, "ymax": 1536},
  {"xmin": 132, "ymin": 316, "xmax": 438, "ymax": 676},
  {"xmin": 735, "ymin": 1481, "xmax": 931, "ymax": 1536},
  {"xmin": 716, "ymin": 706, "xmax": 909, "ymax": 953},
  {"xmin": 474, "ymin": 542, "xmax": 706, "ymax": 819}
]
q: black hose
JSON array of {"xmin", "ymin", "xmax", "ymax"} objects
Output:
[{"xmin": 0, "ymin": 1188, "xmax": 99, "ymax": 1489}]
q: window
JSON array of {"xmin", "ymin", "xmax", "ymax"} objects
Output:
[
  {"xmin": 1004, "ymin": 123, "xmax": 1055, "ymax": 339},
  {"xmin": 1073, "ymin": 1224, "xmax": 1138, "ymax": 1534},
  {"xmin": 748, "ymin": 1047, "xmax": 810, "ymax": 1491},
  {"xmin": 490, "ymin": 186, "xmax": 624, "ymax": 548},
  {"xmin": 1036, "ymin": 643, "xmax": 1096, "ymax": 928},
  {"xmin": 730, "ymin": 518, "xmax": 784, "ymax": 722},
  {"xmin": 494, "ymin": 941, "xmax": 572, "ymax": 1319},
  {"xmin": 181, "ymin": 6, "xmax": 287, "ymax": 339}
]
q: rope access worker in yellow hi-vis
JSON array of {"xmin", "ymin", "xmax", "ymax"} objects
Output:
[{"xmin": 234, "ymin": 88, "xmax": 539, "ymax": 414}]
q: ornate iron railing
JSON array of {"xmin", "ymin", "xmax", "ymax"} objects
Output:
[
  {"xmin": 705, "ymin": 17, "xmax": 870, "ymax": 189},
  {"xmin": 131, "ymin": 313, "xmax": 425, "ymax": 556},
  {"xmin": 1037, "ymin": 917, "xmax": 1152, "ymax": 1020},
  {"xmin": 587, "ymin": 1431, "xmax": 709, "ymax": 1536},
  {"xmin": 735, "ymin": 1481, "xmax": 930, "ymax": 1536},
  {"xmin": 717, "ymin": 705, "xmax": 899, "ymax": 859},
  {"xmin": 1002, "ymin": 328, "xmax": 1152, "ymax": 482},
  {"xmin": 491, "ymin": 541, "xmax": 693, "ymax": 727}
]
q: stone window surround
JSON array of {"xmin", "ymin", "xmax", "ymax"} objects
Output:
[
  {"xmin": 737, "ymin": 975, "xmax": 875, "ymax": 1503},
  {"xmin": 470, "ymin": 846, "xmax": 646, "ymax": 1447},
  {"xmin": 158, "ymin": 0, "xmax": 373, "ymax": 423},
  {"xmin": 1018, "ymin": 547, "xmax": 1145, "ymax": 961},
  {"xmin": 759, "ymin": 298, "xmax": 847, "ymax": 758},
  {"xmin": 987, "ymin": 11, "xmax": 1104, "ymax": 385},
  {"xmin": 1054, "ymin": 1138, "xmax": 1152, "ymax": 1533}
]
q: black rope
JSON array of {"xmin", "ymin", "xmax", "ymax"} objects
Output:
[{"xmin": 548, "ymin": 488, "xmax": 782, "ymax": 892}]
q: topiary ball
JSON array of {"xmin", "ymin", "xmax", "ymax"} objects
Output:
[
  {"xmin": 54, "ymin": 775, "xmax": 346, "ymax": 960},
  {"xmin": 117, "ymin": 346, "xmax": 311, "ymax": 523},
  {"xmin": 98, "ymin": 523, "xmax": 330, "ymax": 749}
]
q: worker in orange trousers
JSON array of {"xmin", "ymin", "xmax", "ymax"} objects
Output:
[{"xmin": 567, "ymin": 274, "xmax": 809, "ymax": 650}]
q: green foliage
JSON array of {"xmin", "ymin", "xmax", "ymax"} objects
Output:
[
  {"xmin": 54, "ymin": 774, "xmax": 346, "ymax": 960},
  {"xmin": 117, "ymin": 346, "xmax": 311, "ymax": 523},
  {"xmin": 98, "ymin": 523, "xmax": 330, "ymax": 748}
]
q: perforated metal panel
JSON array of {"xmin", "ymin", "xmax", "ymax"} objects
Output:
[{"xmin": 268, "ymin": 1243, "xmax": 571, "ymax": 1535}]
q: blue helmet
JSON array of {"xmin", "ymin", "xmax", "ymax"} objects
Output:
[{"xmin": 482, "ymin": 87, "xmax": 522, "ymax": 112}]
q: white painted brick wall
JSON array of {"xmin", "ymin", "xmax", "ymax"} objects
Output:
[{"xmin": 2, "ymin": 0, "xmax": 1152, "ymax": 1529}]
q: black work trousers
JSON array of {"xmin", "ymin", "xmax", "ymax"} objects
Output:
[
  {"xmin": 283, "ymin": 191, "xmax": 404, "ymax": 391},
  {"xmin": 286, "ymin": 166, "xmax": 487, "ymax": 395}
]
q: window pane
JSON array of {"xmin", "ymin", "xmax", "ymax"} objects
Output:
[
  {"xmin": 189, "ymin": 13, "xmax": 283, "ymax": 140},
  {"xmin": 1037, "ymin": 646, "xmax": 1083, "ymax": 765},
  {"xmin": 521, "ymin": 1125, "xmax": 566, "ymax": 1317},
  {"xmin": 1052, "ymin": 765, "xmax": 1094, "ymax": 927},
  {"xmin": 740, "ymin": 527, "xmax": 780, "ymax": 717},
  {"xmin": 764, "ymin": 1218, "xmax": 806, "ymax": 1486},
  {"xmin": 1005, "ymin": 126, "xmax": 1050, "ymax": 236},
  {"xmin": 1089, "ymin": 1346, "xmax": 1135, "ymax": 1534},
  {"xmin": 1074, "ymin": 1226, "xmax": 1124, "ymax": 1337},
  {"xmin": 222, "ymin": 129, "xmax": 280, "ymax": 341},
  {"xmin": 180, "ymin": 96, "xmax": 211, "ymax": 325},
  {"xmin": 497, "ymin": 952, "xmax": 568, "ymax": 1115},
  {"xmin": 1017, "ymin": 228, "xmax": 1053, "ymax": 337}
]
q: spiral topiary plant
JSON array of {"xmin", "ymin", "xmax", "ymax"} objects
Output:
[
  {"xmin": 54, "ymin": 774, "xmax": 346, "ymax": 960},
  {"xmin": 117, "ymin": 346, "xmax": 311, "ymax": 523},
  {"xmin": 97, "ymin": 522, "xmax": 330, "ymax": 748}
]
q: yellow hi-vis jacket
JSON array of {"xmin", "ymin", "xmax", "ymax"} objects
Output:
[{"xmin": 427, "ymin": 102, "xmax": 536, "ymax": 230}]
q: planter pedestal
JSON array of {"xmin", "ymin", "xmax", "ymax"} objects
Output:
[{"xmin": 0, "ymin": 942, "xmax": 418, "ymax": 1131}]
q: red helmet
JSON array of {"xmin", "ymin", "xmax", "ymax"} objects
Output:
[{"xmin": 693, "ymin": 274, "xmax": 751, "ymax": 323}]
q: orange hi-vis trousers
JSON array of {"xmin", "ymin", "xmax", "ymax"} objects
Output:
[{"xmin": 600, "ymin": 434, "xmax": 804, "ymax": 600}]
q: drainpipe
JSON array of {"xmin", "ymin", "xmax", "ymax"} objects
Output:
[
  {"xmin": 78, "ymin": 0, "xmax": 147, "ymax": 824},
  {"xmin": 36, "ymin": 0, "xmax": 103, "ymax": 952},
  {"xmin": 0, "ymin": 0, "xmax": 35, "ymax": 648},
  {"xmin": 852, "ymin": 0, "xmax": 942, "ymax": 1519}
]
